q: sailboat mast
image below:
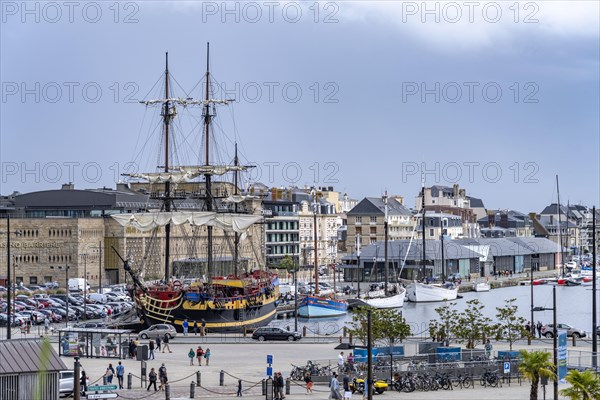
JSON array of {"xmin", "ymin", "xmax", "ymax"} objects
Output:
[
  {"xmin": 163, "ymin": 52, "xmax": 171, "ymax": 281},
  {"xmin": 233, "ymin": 143, "xmax": 240, "ymax": 276},
  {"xmin": 383, "ymin": 192, "xmax": 389, "ymax": 293},
  {"xmin": 421, "ymin": 178, "xmax": 426, "ymax": 280},
  {"xmin": 557, "ymin": 175, "xmax": 564, "ymax": 276},
  {"xmin": 313, "ymin": 189, "xmax": 320, "ymax": 295},
  {"xmin": 204, "ymin": 43, "xmax": 214, "ymax": 286}
]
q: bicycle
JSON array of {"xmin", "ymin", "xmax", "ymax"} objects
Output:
[{"xmin": 480, "ymin": 369, "xmax": 500, "ymax": 388}]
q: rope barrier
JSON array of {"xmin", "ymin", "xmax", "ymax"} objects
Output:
[
  {"xmin": 222, "ymin": 369, "xmax": 264, "ymax": 384},
  {"xmin": 289, "ymin": 377, "xmax": 331, "ymax": 393}
]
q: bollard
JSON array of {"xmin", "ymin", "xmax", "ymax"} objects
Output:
[
  {"xmin": 219, "ymin": 370, "xmax": 225, "ymax": 386},
  {"xmin": 196, "ymin": 371, "xmax": 201, "ymax": 386},
  {"xmin": 262, "ymin": 379, "xmax": 266, "ymax": 395},
  {"xmin": 573, "ymin": 335, "xmax": 577, "ymax": 347},
  {"xmin": 285, "ymin": 377, "xmax": 290, "ymax": 395},
  {"xmin": 265, "ymin": 377, "xmax": 274, "ymax": 400},
  {"xmin": 165, "ymin": 384, "xmax": 170, "ymax": 400},
  {"xmin": 190, "ymin": 381, "xmax": 195, "ymax": 398},
  {"xmin": 103, "ymin": 376, "xmax": 107, "ymax": 385},
  {"xmin": 527, "ymin": 335, "xmax": 531, "ymax": 345},
  {"xmin": 302, "ymin": 326, "xmax": 307, "ymax": 337},
  {"xmin": 127, "ymin": 373, "xmax": 132, "ymax": 390}
]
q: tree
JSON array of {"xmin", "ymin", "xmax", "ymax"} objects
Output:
[
  {"xmin": 492, "ymin": 298, "xmax": 528, "ymax": 351},
  {"xmin": 278, "ymin": 256, "xmax": 299, "ymax": 281},
  {"xmin": 518, "ymin": 349, "xmax": 555, "ymax": 400},
  {"xmin": 430, "ymin": 302, "xmax": 459, "ymax": 343},
  {"xmin": 347, "ymin": 307, "xmax": 411, "ymax": 347},
  {"xmin": 452, "ymin": 299, "xmax": 492, "ymax": 349},
  {"xmin": 560, "ymin": 369, "xmax": 600, "ymax": 400}
]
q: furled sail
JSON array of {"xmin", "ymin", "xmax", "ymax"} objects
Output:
[
  {"xmin": 111, "ymin": 212, "xmax": 261, "ymax": 233},
  {"xmin": 123, "ymin": 171, "xmax": 200, "ymax": 184}
]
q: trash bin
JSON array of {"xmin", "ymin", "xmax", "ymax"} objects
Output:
[{"xmin": 137, "ymin": 345, "xmax": 149, "ymax": 361}]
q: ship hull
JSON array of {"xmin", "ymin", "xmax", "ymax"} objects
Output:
[
  {"xmin": 297, "ymin": 295, "xmax": 348, "ymax": 318},
  {"xmin": 406, "ymin": 282, "xmax": 458, "ymax": 302},
  {"xmin": 363, "ymin": 289, "xmax": 406, "ymax": 308}
]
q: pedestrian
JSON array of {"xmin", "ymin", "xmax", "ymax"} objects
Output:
[
  {"xmin": 183, "ymin": 319, "xmax": 189, "ymax": 336},
  {"xmin": 537, "ymin": 321, "xmax": 543, "ymax": 338},
  {"xmin": 194, "ymin": 321, "xmax": 199, "ymax": 336},
  {"xmin": 274, "ymin": 372, "xmax": 285, "ymax": 400},
  {"xmin": 158, "ymin": 363, "xmax": 168, "ymax": 390},
  {"xmin": 155, "ymin": 334, "xmax": 161, "ymax": 352},
  {"xmin": 237, "ymin": 379, "xmax": 243, "ymax": 397},
  {"xmin": 329, "ymin": 372, "xmax": 341, "ymax": 400},
  {"xmin": 525, "ymin": 322, "xmax": 530, "ymax": 334},
  {"xmin": 133, "ymin": 337, "xmax": 139, "ymax": 358},
  {"xmin": 162, "ymin": 333, "xmax": 172, "ymax": 353},
  {"xmin": 484, "ymin": 339, "xmax": 493, "ymax": 360},
  {"xmin": 148, "ymin": 339, "xmax": 155, "ymax": 360},
  {"xmin": 104, "ymin": 363, "xmax": 115, "ymax": 384},
  {"xmin": 204, "ymin": 348, "xmax": 211, "ymax": 366},
  {"xmin": 338, "ymin": 352, "xmax": 344, "ymax": 373},
  {"xmin": 128, "ymin": 339, "xmax": 134, "ymax": 359},
  {"xmin": 75, "ymin": 309, "xmax": 81, "ymax": 322},
  {"xmin": 304, "ymin": 371, "xmax": 313, "ymax": 394},
  {"xmin": 116, "ymin": 361, "xmax": 125, "ymax": 389},
  {"xmin": 201, "ymin": 319, "xmax": 206, "ymax": 336},
  {"xmin": 44, "ymin": 317, "xmax": 49, "ymax": 333},
  {"xmin": 196, "ymin": 346, "xmax": 204, "ymax": 366},
  {"xmin": 80, "ymin": 370, "xmax": 88, "ymax": 394},
  {"xmin": 343, "ymin": 374, "xmax": 351, "ymax": 400},
  {"xmin": 531, "ymin": 321, "xmax": 536, "ymax": 337},
  {"xmin": 147, "ymin": 367, "xmax": 158, "ymax": 391},
  {"xmin": 188, "ymin": 348, "xmax": 195, "ymax": 366}
]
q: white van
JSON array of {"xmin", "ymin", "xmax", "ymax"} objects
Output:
[{"xmin": 68, "ymin": 278, "xmax": 90, "ymax": 292}]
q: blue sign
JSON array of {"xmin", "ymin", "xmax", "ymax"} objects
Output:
[
  {"xmin": 267, "ymin": 355, "xmax": 273, "ymax": 364},
  {"xmin": 266, "ymin": 367, "xmax": 273, "ymax": 377},
  {"xmin": 503, "ymin": 362, "xmax": 511, "ymax": 374},
  {"xmin": 558, "ymin": 332, "xmax": 567, "ymax": 381}
]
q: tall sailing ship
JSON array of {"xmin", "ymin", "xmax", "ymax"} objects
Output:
[{"xmin": 112, "ymin": 44, "xmax": 279, "ymax": 332}]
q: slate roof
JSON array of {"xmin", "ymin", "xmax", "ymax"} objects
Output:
[
  {"xmin": 0, "ymin": 339, "xmax": 67, "ymax": 374},
  {"xmin": 347, "ymin": 197, "xmax": 412, "ymax": 217},
  {"xmin": 466, "ymin": 196, "xmax": 485, "ymax": 208},
  {"xmin": 540, "ymin": 203, "xmax": 570, "ymax": 215}
]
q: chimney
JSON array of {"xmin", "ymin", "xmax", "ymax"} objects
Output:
[
  {"xmin": 453, "ymin": 184, "xmax": 459, "ymax": 197},
  {"xmin": 500, "ymin": 213, "xmax": 509, "ymax": 228},
  {"xmin": 487, "ymin": 211, "xmax": 495, "ymax": 228},
  {"xmin": 61, "ymin": 183, "xmax": 74, "ymax": 190}
]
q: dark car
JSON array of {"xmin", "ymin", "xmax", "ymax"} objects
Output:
[{"xmin": 252, "ymin": 327, "xmax": 302, "ymax": 342}]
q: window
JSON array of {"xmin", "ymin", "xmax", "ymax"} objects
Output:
[
  {"xmin": 356, "ymin": 227, "xmax": 362, "ymax": 235},
  {"xmin": 370, "ymin": 216, "xmax": 377, "ymax": 223},
  {"xmin": 29, "ymin": 276, "xmax": 38, "ymax": 285},
  {"xmin": 429, "ymin": 228, "xmax": 434, "ymax": 237},
  {"xmin": 355, "ymin": 216, "xmax": 362, "ymax": 223},
  {"xmin": 370, "ymin": 227, "xmax": 377, "ymax": 235}
]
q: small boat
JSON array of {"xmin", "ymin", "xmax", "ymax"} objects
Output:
[
  {"xmin": 362, "ymin": 287, "xmax": 406, "ymax": 308},
  {"xmin": 473, "ymin": 281, "xmax": 491, "ymax": 292},
  {"xmin": 297, "ymin": 295, "xmax": 348, "ymax": 318},
  {"xmin": 406, "ymin": 282, "xmax": 458, "ymax": 303},
  {"xmin": 533, "ymin": 278, "xmax": 550, "ymax": 285},
  {"xmin": 557, "ymin": 277, "xmax": 582, "ymax": 286}
]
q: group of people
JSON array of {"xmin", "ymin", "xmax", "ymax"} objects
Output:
[
  {"xmin": 188, "ymin": 346, "xmax": 211, "ymax": 366},
  {"xmin": 102, "ymin": 361, "xmax": 125, "ymax": 389},
  {"xmin": 181, "ymin": 318, "xmax": 207, "ymax": 336},
  {"xmin": 328, "ymin": 372, "xmax": 351, "ymax": 400},
  {"xmin": 147, "ymin": 363, "xmax": 169, "ymax": 391},
  {"xmin": 525, "ymin": 321, "xmax": 544, "ymax": 338}
]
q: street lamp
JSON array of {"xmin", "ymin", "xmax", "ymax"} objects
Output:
[
  {"xmin": 51, "ymin": 264, "xmax": 70, "ymax": 327},
  {"xmin": 532, "ymin": 285, "xmax": 558, "ymax": 400},
  {"xmin": 1, "ymin": 216, "xmax": 22, "ymax": 339},
  {"xmin": 81, "ymin": 253, "xmax": 88, "ymax": 319}
]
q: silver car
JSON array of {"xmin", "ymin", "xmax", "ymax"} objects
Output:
[
  {"xmin": 139, "ymin": 323, "xmax": 177, "ymax": 339},
  {"xmin": 59, "ymin": 370, "xmax": 74, "ymax": 397}
]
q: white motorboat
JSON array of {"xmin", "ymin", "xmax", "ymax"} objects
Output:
[
  {"xmin": 473, "ymin": 281, "xmax": 491, "ymax": 292},
  {"xmin": 362, "ymin": 287, "xmax": 406, "ymax": 308},
  {"xmin": 406, "ymin": 282, "xmax": 458, "ymax": 302}
]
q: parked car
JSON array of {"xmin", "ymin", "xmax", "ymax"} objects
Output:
[
  {"xmin": 139, "ymin": 324, "xmax": 177, "ymax": 339},
  {"xmin": 59, "ymin": 370, "xmax": 75, "ymax": 397},
  {"xmin": 541, "ymin": 323, "xmax": 587, "ymax": 338},
  {"xmin": 252, "ymin": 327, "xmax": 302, "ymax": 342},
  {"xmin": 74, "ymin": 322, "xmax": 106, "ymax": 329}
]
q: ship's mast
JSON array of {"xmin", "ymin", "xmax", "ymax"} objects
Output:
[
  {"xmin": 204, "ymin": 43, "xmax": 214, "ymax": 287},
  {"xmin": 234, "ymin": 143, "xmax": 240, "ymax": 276},
  {"xmin": 383, "ymin": 191, "xmax": 389, "ymax": 294},
  {"xmin": 421, "ymin": 174, "xmax": 426, "ymax": 280},
  {"xmin": 556, "ymin": 175, "xmax": 564, "ymax": 276},
  {"xmin": 163, "ymin": 52, "xmax": 172, "ymax": 281},
  {"xmin": 313, "ymin": 188, "xmax": 320, "ymax": 296}
]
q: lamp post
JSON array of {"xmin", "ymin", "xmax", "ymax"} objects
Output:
[
  {"xmin": 532, "ymin": 285, "xmax": 558, "ymax": 400},
  {"xmin": 81, "ymin": 253, "xmax": 88, "ymax": 319},
  {"xmin": 294, "ymin": 267, "xmax": 298, "ymax": 332},
  {"xmin": 51, "ymin": 264, "xmax": 70, "ymax": 327},
  {"xmin": 2, "ymin": 216, "xmax": 22, "ymax": 339}
]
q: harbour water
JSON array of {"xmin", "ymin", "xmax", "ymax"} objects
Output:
[{"xmin": 271, "ymin": 283, "xmax": 599, "ymax": 337}]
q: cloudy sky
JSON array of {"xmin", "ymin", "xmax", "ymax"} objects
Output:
[{"xmin": 1, "ymin": 1, "xmax": 598, "ymax": 212}]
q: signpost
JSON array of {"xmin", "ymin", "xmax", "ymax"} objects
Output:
[
  {"xmin": 266, "ymin": 354, "xmax": 273, "ymax": 377},
  {"xmin": 503, "ymin": 361, "xmax": 511, "ymax": 374},
  {"xmin": 558, "ymin": 332, "xmax": 567, "ymax": 382},
  {"xmin": 87, "ymin": 385, "xmax": 118, "ymax": 391},
  {"xmin": 85, "ymin": 394, "xmax": 118, "ymax": 400}
]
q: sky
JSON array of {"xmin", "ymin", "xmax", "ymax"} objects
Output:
[{"xmin": 1, "ymin": 0, "xmax": 599, "ymax": 213}]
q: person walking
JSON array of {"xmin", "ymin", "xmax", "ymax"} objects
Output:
[
  {"xmin": 104, "ymin": 363, "xmax": 115, "ymax": 384},
  {"xmin": 237, "ymin": 379, "xmax": 243, "ymax": 397},
  {"xmin": 147, "ymin": 367, "xmax": 158, "ymax": 391},
  {"xmin": 337, "ymin": 352, "xmax": 344, "ymax": 373},
  {"xmin": 158, "ymin": 363, "xmax": 168, "ymax": 390},
  {"xmin": 80, "ymin": 370, "xmax": 88, "ymax": 394},
  {"xmin": 329, "ymin": 372, "xmax": 341, "ymax": 400},
  {"xmin": 148, "ymin": 339, "xmax": 155, "ymax": 360},
  {"xmin": 155, "ymin": 334, "xmax": 161, "ymax": 352},
  {"xmin": 183, "ymin": 319, "xmax": 189, "ymax": 336},
  {"xmin": 162, "ymin": 333, "xmax": 172, "ymax": 353},
  {"xmin": 116, "ymin": 361, "xmax": 125, "ymax": 389},
  {"xmin": 536, "ymin": 321, "xmax": 543, "ymax": 338},
  {"xmin": 196, "ymin": 346, "xmax": 204, "ymax": 366},
  {"xmin": 44, "ymin": 317, "xmax": 49, "ymax": 333},
  {"xmin": 304, "ymin": 371, "xmax": 313, "ymax": 394},
  {"xmin": 343, "ymin": 375, "xmax": 351, "ymax": 400},
  {"xmin": 194, "ymin": 321, "xmax": 199, "ymax": 336},
  {"xmin": 204, "ymin": 348, "xmax": 211, "ymax": 366},
  {"xmin": 188, "ymin": 348, "xmax": 195, "ymax": 366},
  {"xmin": 201, "ymin": 319, "xmax": 206, "ymax": 336}
]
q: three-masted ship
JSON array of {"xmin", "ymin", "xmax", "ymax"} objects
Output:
[{"xmin": 112, "ymin": 44, "xmax": 279, "ymax": 332}]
